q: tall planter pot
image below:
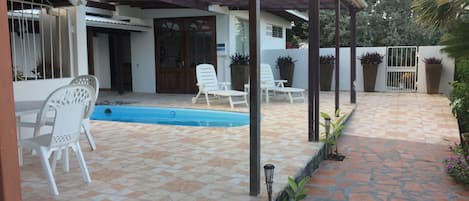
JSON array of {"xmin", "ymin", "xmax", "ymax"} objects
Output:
[
  {"xmin": 279, "ymin": 63, "xmax": 294, "ymax": 87},
  {"xmin": 231, "ymin": 64, "xmax": 249, "ymax": 91},
  {"xmin": 320, "ymin": 64, "xmax": 334, "ymax": 91},
  {"xmin": 425, "ymin": 64, "xmax": 442, "ymax": 94},
  {"xmin": 362, "ymin": 64, "xmax": 378, "ymax": 92}
]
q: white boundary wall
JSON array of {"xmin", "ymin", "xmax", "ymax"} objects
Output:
[{"xmin": 262, "ymin": 46, "xmax": 455, "ymax": 95}]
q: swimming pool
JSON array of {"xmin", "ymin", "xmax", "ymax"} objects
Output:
[{"xmin": 91, "ymin": 105, "xmax": 249, "ymax": 127}]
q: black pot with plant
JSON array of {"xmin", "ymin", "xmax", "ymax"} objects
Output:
[
  {"xmin": 230, "ymin": 53, "xmax": 249, "ymax": 91},
  {"xmin": 424, "ymin": 57, "xmax": 443, "ymax": 94},
  {"xmin": 276, "ymin": 56, "xmax": 296, "ymax": 87},
  {"xmin": 359, "ymin": 52, "xmax": 383, "ymax": 92},
  {"xmin": 320, "ymin": 55, "xmax": 335, "ymax": 91}
]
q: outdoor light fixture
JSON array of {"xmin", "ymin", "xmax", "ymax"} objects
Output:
[{"xmin": 264, "ymin": 164, "xmax": 275, "ymax": 201}]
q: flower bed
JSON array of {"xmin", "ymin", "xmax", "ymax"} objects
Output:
[{"xmin": 444, "ymin": 144, "xmax": 469, "ymax": 186}]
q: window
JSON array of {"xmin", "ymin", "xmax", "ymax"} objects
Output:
[
  {"xmin": 8, "ymin": 3, "xmax": 72, "ymax": 82},
  {"xmin": 235, "ymin": 17, "xmax": 249, "ymax": 55},
  {"xmin": 266, "ymin": 24, "xmax": 283, "ymax": 38}
]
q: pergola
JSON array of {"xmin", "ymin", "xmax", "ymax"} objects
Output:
[{"xmin": 0, "ymin": 0, "xmax": 366, "ymax": 199}]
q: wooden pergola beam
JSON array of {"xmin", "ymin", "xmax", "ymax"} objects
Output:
[
  {"xmin": 335, "ymin": 0, "xmax": 340, "ymax": 115},
  {"xmin": 350, "ymin": 8, "xmax": 357, "ymax": 104},
  {"xmin": 0, "ymin": 0, "xmax": 22, "ymax": 200},
  {"xmin": 248, "ymin": 0, "xmax": 261, "ymax": 196},
  {"xmin": 309, "ymin": 0, "xmax": 320, "ymax": 141}
]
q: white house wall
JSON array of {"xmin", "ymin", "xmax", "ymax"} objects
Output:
[
  {"xmin": 262, "ymin": 46, "xmax": 455, "ymax": 95},
  {"xmin": 417, "ymin": 46, "xmax": 455, "ymax": 96},
  {"xmin": 131, "ymin": 19, "xmax": 156, "ymax": 93},
  {"xmin": 118, "ymin": 6, "xmax": 292, "ymax": 92},
  {"xmin": 92, "ymin": 33, "xmax": 111, "ymax": 89}
]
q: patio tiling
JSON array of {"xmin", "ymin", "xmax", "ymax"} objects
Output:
[
  {"xmin": 305, "ymin": 93, "xmax": 468, "ymax": 201},
  {"xmin": 20, "ymin": 92, "xmax": 353, "ymax": 201}
]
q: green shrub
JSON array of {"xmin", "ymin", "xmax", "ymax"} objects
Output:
[{"xmin": 450, "ymin": 58, "xmax": 469, "ymax": 132}]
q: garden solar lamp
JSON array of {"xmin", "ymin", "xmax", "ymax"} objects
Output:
[
  {"xmin": 264, "ymin": 164, "xmax": 275, "ymax": 201},
  {"xmin": 325, "ymin": 117, "xmax": 331, "ymax": 138}
]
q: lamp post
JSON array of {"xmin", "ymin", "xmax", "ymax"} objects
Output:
[
  {"xmin": 264, "ymin": 164, "xmax": 275, "ymax": 201},
  {"xmin": 324, "ymin": 117, "xmax": 331, "ymax": 158}
]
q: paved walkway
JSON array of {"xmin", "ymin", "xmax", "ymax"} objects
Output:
[{"xmin": 305, "ymin": 93, "xmax": 468, "ymax": 201}]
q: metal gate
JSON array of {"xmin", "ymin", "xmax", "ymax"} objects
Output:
[{"xmin": 386, "ymin": 46, "xmax": 418, "ymax": 92}]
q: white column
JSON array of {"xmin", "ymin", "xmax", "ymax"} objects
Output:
[{"xmin": 69, "ymin": 4, "xmax": 88, "ymax": 76}]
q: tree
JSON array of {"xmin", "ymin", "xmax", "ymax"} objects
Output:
[
  {"xmin": 412, "ymin": 0, "xmax": 469, "ymax": 59},
  {"xmin": 287, "ymin": 0, "xmax": 441, "ymax": 47}
]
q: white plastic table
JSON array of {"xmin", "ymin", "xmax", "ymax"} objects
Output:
[{"xmin": 15, "ymin": 100, "xmax": 44, "ymax": 166}]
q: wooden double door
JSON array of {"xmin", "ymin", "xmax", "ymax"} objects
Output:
[{"xmin": 154, "ymin": 17, "xmax": 216, "ymax": 93}]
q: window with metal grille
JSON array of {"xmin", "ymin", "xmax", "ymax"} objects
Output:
[{"xmin": 266, "ymin": 24, "xmax": 283, "ymax": 38}]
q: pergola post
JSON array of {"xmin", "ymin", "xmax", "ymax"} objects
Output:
[
  {"xmin": 249, "ymin": 0, "xmax": 261, "ymax": 196},
  {"xmin": 350, "ymin": 9, "xmax": 357, "ymax": 104},
  {"xmin": 308, "ymin": 0, "xmax": 320, "ymax": 141},
  {"xmin": 0, "ymin": 0, "xmax": 22, "ymax": 199},
  {"xmin": 335, "ymin": 0, "xmax": 340, "ymax": 115}
]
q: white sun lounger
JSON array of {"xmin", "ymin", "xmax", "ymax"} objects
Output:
[
  {"xmin": 254, "ymin": 64, "xmax": 305, "ymax": 104},
  {"xmin": 192, "ymin": 64, "xmax": 248, "ymax": 108}
]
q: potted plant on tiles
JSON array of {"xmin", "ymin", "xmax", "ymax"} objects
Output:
[
  {"xmin": 359, "ymin": 52, "xmax": 384, "ymax": 92},
  {"xmin": 230, "ymin": 53, "xmax": 250, "ymax": 91},
  {"xmin": 320, "ymin": 110, "xmax": 347, "ymax": 161},
  {"xmin": 320, "ymin": 55, "xmax": 335, "ymax": 91},
  {"xmin": 276, "ymin": 56, "xmax": 296, "ymax": 87},
  {"xmin": 424, "ymin": 57, "xmax": 443, "ymax": 94}
]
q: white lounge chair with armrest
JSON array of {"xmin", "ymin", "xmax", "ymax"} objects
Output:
[
  {"xmin": 20, "ymin": 85, "xmax": 93, "ymax": 195},
  {"xmin": 192, "ymin": 64, "xmax": 248, "ymax": 108},
  {"xmin": 259, "ymin": 63, "xmax": 305, "ymax": 104}
]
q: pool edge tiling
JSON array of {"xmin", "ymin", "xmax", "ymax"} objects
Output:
[{"xmin": 21, "ymin": 92, "xmax": 355, "ymax": 201}]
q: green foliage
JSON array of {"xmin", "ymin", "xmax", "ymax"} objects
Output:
[
  {"xmin": 423, "ymin": 57, "xmax": 442, "ymax": 64},
  {"xmin": 319, "ymin": 55, "xmax": 335, "ymax": 65},
  {"xmin": 444, "ymin": 144, "xmax": 469, "ymax": 186},
  {"xmin": 288, "ymin": 0, "xmax": 441, "ymax": 47},
  {"xmin": 412, "ymin": 0, "xmax": 469, "ymax": 59},
  {"xmin": 440, "ymin": 21, "xmax": 469, "ymax": 59},
  {"xmin": 276, "ymin": 56, "xmax": 296, "ymax": 67},
  {"xmin": 412, "ymin": 0, "xmax": 468, "ymax": 31},
  {"xmin": 230, "ymin": 53, "xmax": 249, "ymax": 65},
  {"xmin": 450, "ymin": 59, "xmax": 469, "ymax": 132},
  {"xmin": 320, "ymin": 110, "xmax": 347, "ymax": 155},
  {"xmin": 281, "ymin": 176, "xmax": 309, "ymax": 201},
  {"xmin": 359, "ymin": 52, "xmax": 384, "ymax": 65}
]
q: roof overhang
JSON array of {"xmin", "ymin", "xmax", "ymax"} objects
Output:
[
  {"xmin": 102, "ymin": 0, "xmax": 367, "ymax": 11},
  {"xmin": 86, "ymin": 15, "xmax": 151, "ymax": 32}
]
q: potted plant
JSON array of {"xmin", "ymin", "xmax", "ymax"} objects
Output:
[
  {"xmin": 424, "ymin": 57, "xmax": 443, "ymax": 94},
  {"xmin": 230, "ymin": 53, "xmax": 249, "ymax": 91},
  {"xmin": 276, "ymin": 56, "xmax": 296, "ymax": 87},
  {"xmin": 359, "ymin": 52, "xmax": 383, "ymax": 92},
  {"xmin": 319, "ymin": 55, "xmax": 335, "ymax": 91}
]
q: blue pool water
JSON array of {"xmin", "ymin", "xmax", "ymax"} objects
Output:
[{"xmin": 91, "ymin": 105, "xmax": 249, "ymax": 127}]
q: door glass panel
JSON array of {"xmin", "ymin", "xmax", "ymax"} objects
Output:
[
  {"xmin": 157, "ymin": 21, "xmax": 184, "ymax": 68},
  {"xmin": 187, "ymin": 31, "xmax": 212, "ymax": 68}
]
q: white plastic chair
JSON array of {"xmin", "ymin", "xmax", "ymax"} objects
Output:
[
  {"xmin": 259, "ymin": 64, "xmax": 305, "ymax": 104},
  {"xmin": 20, "ymin": 85, "xmax": 93, "ymax": 195},
  {"xmin": 192, "ymin": 64, "xmax": 248, "ymax": 108},
  {"xmin": 70, "ymin": 75, "xmax": 99, "ymax": 150}
]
